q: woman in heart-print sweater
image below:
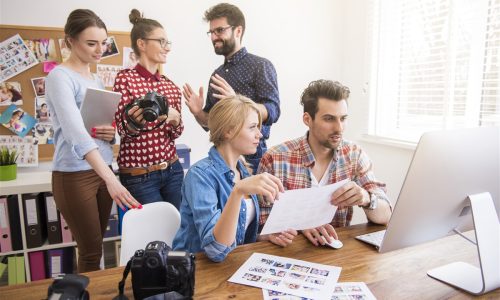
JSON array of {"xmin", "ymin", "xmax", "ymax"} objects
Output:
[{"xmin": 114, "ymin": 9, "xmax": 184, "ymax": 210}]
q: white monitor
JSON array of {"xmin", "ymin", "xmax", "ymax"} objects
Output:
[
  {"xmin": 379, "ymin": 126, "xmax": 499, "ymax": 253},
  {"xmin": 376, "ymin": 126, "xmax": 500, "ymax": 295}
]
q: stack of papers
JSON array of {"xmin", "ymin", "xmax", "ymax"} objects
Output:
[{"xmin": 229, "ymin": 253, "xmax": 376, "ymax": 299}]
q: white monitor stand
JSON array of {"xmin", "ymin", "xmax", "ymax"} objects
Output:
[{"xmin": 427, "ymin": 192, "xmax": 500, "ymax": 295}]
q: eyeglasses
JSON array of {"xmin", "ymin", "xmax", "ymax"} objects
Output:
[
  {"xmin": 143, "ymin": 38, "xmax": 172, "ymax": 48},
  {"xmin": 206, "ymin": 25, "xmax": 234, "ymax": 36}
]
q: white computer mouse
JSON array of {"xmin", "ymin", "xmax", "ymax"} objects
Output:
[{"xmin": 320, "ymin": 236, "xmax": 343, "ymax": 249}]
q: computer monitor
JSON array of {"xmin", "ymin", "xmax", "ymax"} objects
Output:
[
  {"xmin": 379, "ymin": 126, "xmax": 499, "ymax": 252},
  {"xmin": 377, "ymin": 126, "xmax": 500, "ymax": 294}
]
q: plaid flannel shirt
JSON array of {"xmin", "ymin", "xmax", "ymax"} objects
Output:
[{"xmin": 258, "ymin": 133, "xmax": 390, "ymax": 228}]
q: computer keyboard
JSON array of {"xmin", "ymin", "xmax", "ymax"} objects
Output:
[{"xmin": 355, "ymin": 230, "xmax": 386, "ymax": 248}]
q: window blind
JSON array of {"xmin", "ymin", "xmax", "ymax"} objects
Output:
[{"xmin": 370, "ymin": 0, "xmax": 500, "ymax": 142}]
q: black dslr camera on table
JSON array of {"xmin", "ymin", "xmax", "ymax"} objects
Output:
[
  {"xmin": 48, "ymin": 274, "xmax": 90, "ymax": 300},
  {"xmin": 114, "ymin": 241, "xmax": 195, "ymax": 300},
  {"xmin": 125, "ymin": 91, "xmax": 169, "ymax": 132}
]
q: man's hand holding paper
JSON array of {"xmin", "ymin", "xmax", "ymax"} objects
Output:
[{"xmin": 260, "ymin": 179, "xmax": 349, "ymax": 235}]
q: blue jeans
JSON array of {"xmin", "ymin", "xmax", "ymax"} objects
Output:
[{"xmin": 119, "ymin": 160, "xmax": 184, "ymax": 209}]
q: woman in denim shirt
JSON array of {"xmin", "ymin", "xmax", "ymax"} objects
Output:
[{"xmin": 173, "ymin": 95, "xmax": 298, "ymax": 262}]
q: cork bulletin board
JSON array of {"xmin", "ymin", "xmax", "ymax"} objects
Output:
[{"xmin": 0, "ymin": 25, "xmax": 131, "ymax": 161}]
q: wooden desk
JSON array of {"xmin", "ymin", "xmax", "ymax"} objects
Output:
[{"xmin": 1, "ymin": 223, "xmax": 498, "ymax": 299}]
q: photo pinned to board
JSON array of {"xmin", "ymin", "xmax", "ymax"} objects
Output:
[
  {"xmin": 0, "ymin": 104, "xmax": 37, "ymax": 137},
  {"xmin": 58, "ymin": 38, "xmax": 71, "ymax": 62},
  {"xmin": 0, "ymin": 135, "xmax": 38, "ymax": 167},
  {"xmin": 32, "ymin": 122, "xmax": 54, "ymax": 145},
  {"xmin": 102, "ymin": 36, "xmax": 119, "ymax": 59},
  {"xmin": 0, "ymin": 81, "xmax": 23, "ymax": 106},
  {"xmin": 31, "ymin": 76, "xmax": 46, "ymax": 97},
  {"xmin": 122, "ymin": 47, "xmax": 138, "ymax": 69},
  {"xmin": 23, "ymin": 38, "xmax": 58, "ymax": 62},
  {"xmin": 35, "ymin": 96, "xmax": 51, "ymax": 123},
  {"xmin": 0, "ymin": 34, "xmax": 39, "ymax": 82},
  {"xmin": 97, "ymin": 64, "xmax": 123, "ymax": 88}
]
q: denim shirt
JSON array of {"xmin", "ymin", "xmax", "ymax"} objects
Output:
[{"xmin": 173, "ymin": 146, "xmax": 260, "ymax": 262}]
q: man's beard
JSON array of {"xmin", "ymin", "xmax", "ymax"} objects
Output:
[{"xmin": 213, "ymin": 34, "xmax": 236, "ymax": 56}]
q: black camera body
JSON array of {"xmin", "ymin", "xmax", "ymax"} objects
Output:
[
  {"xmin": 131, "ymin": 241, "xmax": 195, "ymax": 300},
  {"xmin": 134, "ymin": 91, "xmax": 169, "ymax": 122},
  {"xmin": 48, "ymin": 274, "xmax": 89, "ymax": 300}
]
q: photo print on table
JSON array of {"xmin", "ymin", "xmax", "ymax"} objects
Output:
[{"xmin": 0, "ymin": 81, "xmax": 23, "ymax": 106}]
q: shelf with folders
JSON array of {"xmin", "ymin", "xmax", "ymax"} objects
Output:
[{"xmin": 0, "ymin": 172, "xmax": 121, "ymax": 285}]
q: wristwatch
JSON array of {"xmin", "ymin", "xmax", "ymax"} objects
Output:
[{"xmin": 360, "ymin": 193, "xmax": 378, "ymax": 210}]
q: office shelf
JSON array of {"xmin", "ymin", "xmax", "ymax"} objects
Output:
[{"xmin": 0, "ymin": 172, "xmax": 120, "ymax": 285}]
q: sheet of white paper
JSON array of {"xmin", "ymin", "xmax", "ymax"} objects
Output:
[
  {"xmin": 261, "ymin": 179, "xmax": 349, "ymax": 235},
  {"xmin": 228, "ymin": 253, "xmax": 341, "ymax": 299},
  {"xmin": 262, "ymin": 282, "xmax": 377, "ymax": 300}
]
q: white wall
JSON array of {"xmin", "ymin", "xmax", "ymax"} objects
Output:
[
  {"xmin": 1, "ymin": 0, "xmax": 342, "ymax": 162},
  {"xmin": 1, "ymin": 0, "xmax": 415, "ymax": 223}
]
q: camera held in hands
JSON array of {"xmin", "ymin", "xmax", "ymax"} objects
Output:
[
  {"xmin": 127, "ymin": 91, "xmax": 169, "ymax": 124},
  {"xmin": 130, "ymin": 241, "xmax": 195, "ymax": 300}
]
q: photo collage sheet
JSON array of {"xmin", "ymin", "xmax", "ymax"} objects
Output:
[
  {"xmin": 229, "ymin": 253, "xmax": 342, "ymax": 299},
  {"xmin": 0, "ymin": 31, "xmax": 133, "ymax": 166},
  {"xmin": 229, "ymin": 253, "xmax": 376, "ymax": 300}
]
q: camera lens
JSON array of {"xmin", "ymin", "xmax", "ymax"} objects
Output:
[
  {"xmin": 142, "ymin": 107, "xmax": 159, "ymax": 122},
  {"xmin": 146, "ymin": 256, "xmax": 160, "ymax": 269}
]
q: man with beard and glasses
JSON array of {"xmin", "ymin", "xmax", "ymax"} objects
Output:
[
  {"xmin": 258, "ymin": 80, "xmax": 392, "ymax": 247},
  {"xmin": 183, "ymin": 3, "xmax": 280, "ymax": 173}
]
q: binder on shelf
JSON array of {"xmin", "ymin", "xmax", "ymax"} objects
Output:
[
  {"xmin": 29, "ymin": 251, "xmax": 47, "ymax": 281},
  {"xmin": 0, "ymin": 256, "xmax": 7, "ymax": 277},
  {"xmin": 6, "ymin": 196, "xmax": 22, "ymax": 251},
  {"xmin": 0, "ymin": 197, "xmax": 12, "ymax": 252},
  {"xmin": 22, "ymin": 193, "xmax": 47, "ymax": 248},
  {"xmin": 15, "ymin": 255, "xmax": 25, "ymax": 284},
  {"xmin": 104, "ymin": 202, "xmax": 119, "ymax": 238},
  {"xmin": 60, "ymin": 214, "xmax": 73, "ymax": 243},
  {"xmin": 47, "ymin": 247, "xmax": 73, "ymax": 278},
  {"xmin": 44, "ymin": 193, "xmax": 62, "ymax": 244},
  {"xmin": 7, "ymin": 256, "xmax": 16, "ymax": 285}
]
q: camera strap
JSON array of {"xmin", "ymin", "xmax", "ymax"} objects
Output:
[{"xmin": 112, "ymin": 259, "xmax": 132, "ymax": 300}]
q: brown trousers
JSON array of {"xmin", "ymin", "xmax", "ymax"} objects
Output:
[{"xmin": 52, "ymin": 169, "xmax": 113, "ymax": 273}]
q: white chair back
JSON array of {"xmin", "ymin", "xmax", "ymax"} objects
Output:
[{"xmin": 119, "ymin": 202, "xmax": 181, "ymax": 266}]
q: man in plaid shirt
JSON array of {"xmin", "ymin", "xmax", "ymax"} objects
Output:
[{"xmin": 258, "ymin": 80, "xmax": 392, "ymax": 247}]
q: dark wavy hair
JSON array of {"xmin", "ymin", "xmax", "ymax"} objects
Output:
[
  {"xmin": 300, "ymin": 80, "xmax": 350, "ymax": 119},
  {"xmin": 204, "ymin": 3, "xmax": 246, "ymax": 40}
]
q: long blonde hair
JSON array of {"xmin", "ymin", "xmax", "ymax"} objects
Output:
[{"xmin": 208, "ymin": 95, "xmax": 261, "ymax": 147}]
